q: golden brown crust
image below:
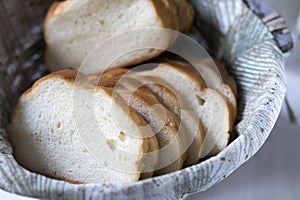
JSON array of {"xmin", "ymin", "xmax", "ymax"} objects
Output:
[
  {"xmin": 171, "ymin": 0, "xmax": 195, "ymax": 33},
  {"xmin": 183, "ymin": 2, "xmax": 195, "ymax": 33},
  {"xmin": 88, "ymin": 68, "xmax": 130, "ymax": 87},
  {"xmin": 40, "ymin": 172, "xmax": 84, "ymax": 184},
  {"xmin": 151, "ymin": 0, "xmax": 179, "ymax": 31},
  {"xmin": 159, "ymin": 62, "xmax": 207, "ymax": 89},
  {"xmin": 97, "ymin": 69, "xmax": 182, "ymax": 118},
  {"xmin": 44, "ymin": 1, "xmax": 71, "ymax": 28},
  {"xmin": 44, "ymin": 1, "xmax": 72, "ymax": 42},
  {"xmin": 23, "ymin": 70, "xmax": 82, "ymax": 96}
]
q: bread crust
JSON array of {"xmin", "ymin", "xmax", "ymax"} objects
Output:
[
  {"xmin": 113, "ymin": 76, "xmax": 186, "ymax": 174},
  {"xmin": 159, "ymin": 62, "xmax": 207, "ymax": 88},
  {"xmin": 44, "ymin": 1, "xmax": 71, "ymax": 39},
  {"xmin": 172, "ymin": 0, "xmax": 195, "ymax": 33},
  {"xmin": 183, "ymin": 1, "xmax": 195, "ymax": 33},
  {"xmin": 133, "ymin": 75, "xmax": 204, "ymax": 166}
]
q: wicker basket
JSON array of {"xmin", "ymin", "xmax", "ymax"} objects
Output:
[{"xmin": 0, "ymin": 0, "xmax": 293, "ymax": 199}]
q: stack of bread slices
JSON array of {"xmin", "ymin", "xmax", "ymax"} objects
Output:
[{"xmin": 8, "ymin": 0, "xmax": 237, "ymax": 184}]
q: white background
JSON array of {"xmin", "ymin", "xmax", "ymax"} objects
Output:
[{"xmin": 1, "ymin": 1, "xmax": 299, "ymax": 199}]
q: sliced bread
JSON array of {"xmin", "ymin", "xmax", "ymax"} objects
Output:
[
  {"xmin": 44, "ymin": 0, "xmax": 179, "ymax": 74},
  {"xmin": 172, "ymin": 60, "xmax": 237, "ymax": 124},
  {"xmin": 96, "ymin": 68, "xmax": 204, "ymax": 166},
  {"xmin": 112, "ymin": 76, "xmax": 186, "ymax": 175},
  {"xmin": 200, "ymin": 58, "xmax": 238, "ymax": 97},
  {"xmin": 8, "ymin": 70, "xmax": 159, "ymax": 183},
  {"xmin": 135, "ymin": 63, "xmax": 232, "ymax": 157},
  {"xmin": 132, "ymin": 75, "xmax": 204, "ymax": 166}
]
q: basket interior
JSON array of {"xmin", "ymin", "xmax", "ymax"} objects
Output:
[{"xmin": 0, "ymin": 0, "xmax": 286, "ymax": 199}]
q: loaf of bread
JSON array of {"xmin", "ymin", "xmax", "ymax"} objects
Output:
[{"xmin": 8, "ymin": 70, "xmax": 159, "ymax": 183}]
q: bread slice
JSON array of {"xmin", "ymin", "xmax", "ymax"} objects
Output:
[
  {"xmin": 200, "ymin": 58, "xmax": 238, "ymax": 97},
  {"xmin": 131, "ymin": 75, "xmax": 204, "ymax": 166},
  {"xmin": 44, "ymin": 0, "xmax": 180, "ymax": 75},
  {"xmin": 194, "ymin": 61, "xmax": 237, "ymax": 123},
  {"xmin": 135, "ymin": 63, "xmax": 232, "ymax": 157},
  {"xmin": 95, "ymin": 68, "xmax": 204, "ymax": 166},
  {"xmin": 112, "ymin": 76, "xmax": 186, "ymax": 175},
  {"xmin": 8, "ymin": 70, "xmax": 159, "ymax": 183},
  {"xmin": 171, "ymin": 60, "xmax": 237, "ymax": 124},
  {"xmin": 172, "ymin": 0, "xmax": 195, "ymax": 33}
]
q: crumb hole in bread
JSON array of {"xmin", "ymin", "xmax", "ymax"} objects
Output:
[
  {"xmin": 197, "ymin": 96, "xmax": 205, "ymax": 105},
  {"xmin": 119, "ymin": 132, "xmax": 126, "ymax": 141},
  {"xmin": 56, "ymin": 121, "xmax": 62, "ymax": 129},
  {"xmin": 106, "ymin": 139, "xmax": 116, "ymax": 151},
  {"xmin": 99, "ymin": 19, "xmax": 104, "ymax": 25}
]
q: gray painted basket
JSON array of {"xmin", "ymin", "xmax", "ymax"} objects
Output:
[{"xmin": 0, "ymin": 0, "xmax": 293, "ymax": 199}]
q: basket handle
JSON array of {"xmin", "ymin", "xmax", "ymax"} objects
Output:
[{"xmin": 243, "ymin": 0, "xmax": 294, "ymax": 53}]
